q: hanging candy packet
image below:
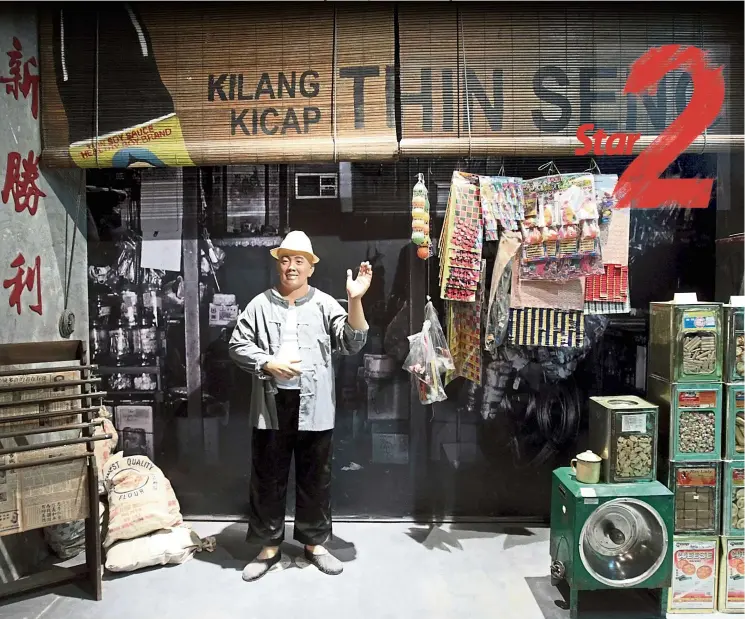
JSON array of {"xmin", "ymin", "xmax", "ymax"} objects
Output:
[{"xmin": 411, "ymin": 173, "xmax": 431, "ymax": 260}]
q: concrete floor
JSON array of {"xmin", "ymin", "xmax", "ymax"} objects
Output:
[{"xmin": 0, "ymin": 522, "xmax": 731, "ymax": 619}]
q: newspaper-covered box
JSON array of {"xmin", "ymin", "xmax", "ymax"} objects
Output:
[{"xmin": 0, "ymin": 370, "xmax": 89, "ymax": 535}]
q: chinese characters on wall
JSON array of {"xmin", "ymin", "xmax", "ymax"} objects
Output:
[{"xmin": 1, "ymin": 36, "xmax": 44, "ymax": 317}]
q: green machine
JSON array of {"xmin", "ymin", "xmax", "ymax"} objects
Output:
[{"xmin": 550, "ymin": 468, "xmax": 674, "ymax": 618}]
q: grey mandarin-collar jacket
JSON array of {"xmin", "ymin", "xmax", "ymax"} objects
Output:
[{"xmin": 228, "ymin": 287, "xmax": 368, "ymax": 431}]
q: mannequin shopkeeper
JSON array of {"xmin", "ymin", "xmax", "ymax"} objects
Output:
[{"xmin": 229, "ymin": 231, "xmax": 372, "ymax": 581}]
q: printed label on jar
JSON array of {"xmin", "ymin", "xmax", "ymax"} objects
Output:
[
  {"xmin": 683, "ymin": 311, "xmax": 717, "ymax": 330},
  {"xmin": 678, "ymin": 390, "xmax": 717, "ymax": 409},
  {"xmin": 677, "ymin": 467, "xmax": 717, "ymax": 487},
  {"xmin": 724, "ymin": 542, "xmax": 745, "ymax": 609},
  {"xmin": 621, "ymin": 413, "xmax": 647, "ymax": 433},
  {"xmin": 733, "ymin": 468, "xmax": 744, "ymax": 487},
  {"xmin": 143, "ymin": 291, "xmax": 162, "ymax": 310},
  {"xmin": 669, "ymin": 540, "xmax": 718, "ymax": 610}
]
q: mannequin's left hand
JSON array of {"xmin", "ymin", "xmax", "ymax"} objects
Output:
[{"xmin": 346, "ymin": 262, "xmax": 373, "ymax": 299}]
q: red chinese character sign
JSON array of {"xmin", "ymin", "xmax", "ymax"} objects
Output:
[
  {"xmin": 574, "ymin": 45, "xmax": 726, "ymax": 210},
  {"xmin": 0, "ymin": 36, "xmax": 39, "ymax": 119},
  {"xmin": 1, "ymin": 150, "xmax": 45, "ymax": 215},
  {"xmin": 3, "ymin": 253, "xmax": 42, "ymax": 316}
]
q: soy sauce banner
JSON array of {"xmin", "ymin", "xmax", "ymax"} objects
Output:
[
  {"xmin": 40, "ymin": 3, "xmax": 742, "ymax": 167},
  {"xmin": 39, "ymin": 3, "xmax": 396, "ymax": 167}
]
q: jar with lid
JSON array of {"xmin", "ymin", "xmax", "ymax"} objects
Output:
[
  {"xmin": 90, "ymin": 317, "xmax": 110, "ymax": 364},
  {"xmin": 120, "ymin": 284, "xmax": 139, "ymax": 326},
  {"xmin": 142, "ymin": 283, "xmax": 163, "ymax": 326},
  {"xmin": 132, "ymin": 318, "xmax": 159, "ymax": 365},
  {"xmin": 109, "ymin": 320, "xmax": 132, "ymax": 364},
  {"xmin": 133, "ymin": 372, "xmax": 158, "ymax": 391},
  {"xmin": 93, "ymin": 292, "xmax": 117, "ymax": 327},
  {"xmin": 107, "ymin": 371, "xmax": 133, "ymax": 392}
]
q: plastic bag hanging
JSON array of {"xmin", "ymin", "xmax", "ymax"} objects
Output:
[
  {"xmin": 403, "ymin": 323, "xmax": 447, "ymax": 405},
  {"xmin": 411, "ymin": 173, "xmax": 431, "ymax": 260},
  {"xmin": 424, "ymin": 301, "xmax": 455, "ymax": 373}
]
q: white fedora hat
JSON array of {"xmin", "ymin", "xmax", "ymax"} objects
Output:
[{"xmin": 270, "ymin": 230, "xmax": 320, "ymax": 264}]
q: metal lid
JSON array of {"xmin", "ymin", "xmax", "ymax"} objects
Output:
[
  {"xmin": 579, "ymin": 498, "xmax": 668, "ymax": 588},
  {"xmin": 577, "ymin": 450, "xmax": 602, "ymax": 463}
]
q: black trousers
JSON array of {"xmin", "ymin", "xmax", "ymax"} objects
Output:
[{"xmin": 247, "ymin": 389, "xmax": 333, "ymax": 546}]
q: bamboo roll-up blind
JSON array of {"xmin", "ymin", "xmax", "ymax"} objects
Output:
[
  {"xmin": 40, "ymin": 3, "xmax": 396, "ymax": 167},
  {"xmin": 399, "ymin": 2, "xmax": 743, "ymax": 157},
  {"xmin": 335, "ymin": 4, "xmax": 398, "ymax": 160}
]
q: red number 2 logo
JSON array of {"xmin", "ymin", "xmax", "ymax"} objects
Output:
[{"xmin": 615, "ymin": 45, "xmax": 725, "ymax": 210}]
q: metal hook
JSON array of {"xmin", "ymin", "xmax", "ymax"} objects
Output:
[
  {"xmin": 584, "ymin": 159, "xmax": 602, "ymax": 175},
  {"xmin": 497, "ymin": 163, "xmax": 506, "ymax": 177},
  {"xmin": 538, "ymin": 160, "xmax": 561, "ymax": 176}
]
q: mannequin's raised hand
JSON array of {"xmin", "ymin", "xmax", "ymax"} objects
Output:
[{"xmin": 346, "ymin": 262, "xmax": 373, "ymax": 299}]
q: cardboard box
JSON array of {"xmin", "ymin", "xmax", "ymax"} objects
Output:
[
  {"xmin": 0, "ymin": 371, "xmax": 87, "ymax": 536},
  {"xmin": 668, "ymin": 536, "xmax": 720, "ymax": 613},
  {"xmin": 209, "ymin": 303, "xmax": 239, "ymax": 327},
  {"xmin": 719, "ymin": 536, "xmax": 745, "ymax": 613},
  {"xmin": 116, "ymin": 404, "xmax": 155, "ymax": 461},
  {"xmin": 430, "ymin": 421, "xmax": 478, "ymax": 461},
  {"xmin": 372, "ymin": 433, "xmax": 409, "ymax": 465},
  {"xmin": 365, "ymin": 378, "xmax": 408, "ymax": 422}
]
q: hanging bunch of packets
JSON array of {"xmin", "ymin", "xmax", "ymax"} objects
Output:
[
  {"xmin": 507, "ymin": 307, "xmax": 585, "ymax": 348},
  {"xmin": 410, "ymin": 173, "xmax": 432, "ymax": 260},
  {"xmin": 478, "ymin": 176, "xmax": 525, "ymax": 236},
  {"xmin": 446, "ymin": 260, "xmax": 487, "ymax": 385},
  {"xmin": 519, "ymin": 174, "xmax": 604, "ymax": 282},
  {"xmin": 585, "ymin": 265, "xmax": 630, "ymax": 314},
  {"xmin": 439, "ymin": 172, "xmax": 484, "ymax": 302}
]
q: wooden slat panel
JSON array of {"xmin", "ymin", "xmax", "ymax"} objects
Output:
[{"xmin": 335, "ymin": 3, "xmax": 398, "ymax": 160}]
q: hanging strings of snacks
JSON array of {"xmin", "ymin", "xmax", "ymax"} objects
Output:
[{"xmin": 410, "ymin": 173, "xmax": 431, "ymax": 260}]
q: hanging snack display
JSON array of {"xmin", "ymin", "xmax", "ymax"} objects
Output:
[
  {"xmin": 518, "ymin": 174, "xmax": 604, "ymax": 282},
  {"xmin": 410, "ymin": 173, "xmax": 432, "ymax": 260},
  {"xmin": 723, "ymin": 301, "xmax": 745, "ymax": 383},
  {"xmin": 667, "ymin": 536, "xmax": 720, "ymax": 614},
  {"xmin": 588, "ymin": 396, "xmax": 659, "ymax": 483},
  {"xmin": 649, "ymin": 301, "xmax": 723, "ymax": 383},
  {"xmin": 668, "ymin": 461, "xmax": 721, "ymax": 535},
  {"xmin": 594, "ymin": 174, "xmax": 618, "ymax": 226},
  {"xmin": 647, "ymin": 378, "xmax": 722, "ymax": 462},
  {"xmin": 725, "ymin": 384, "xmax": 744, "ymax": 460},
  {"xmin": 507, "ymin": 307, "xmax": 585, "ymax": 348},
  {"xmin": 724, "ymin": 460, "xmax": 744, "ymax": 536},
  {"xmin": 718, "ymin": 537, "xmax": 745, "ymax": 614},
  {"xmin": 446, "ymin": 261, "xmax": 486, "ymax": 386},
  {"xmin": 584, "ymin": 264, "xmax": 630, "ymax": 315},
  {"xmin": 478, "ymin": 176, "xmax": 524, "ymax": 235},
  {"xmin": 438, "ymin": 172, "xmax": 484, "ymax": 302}
]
